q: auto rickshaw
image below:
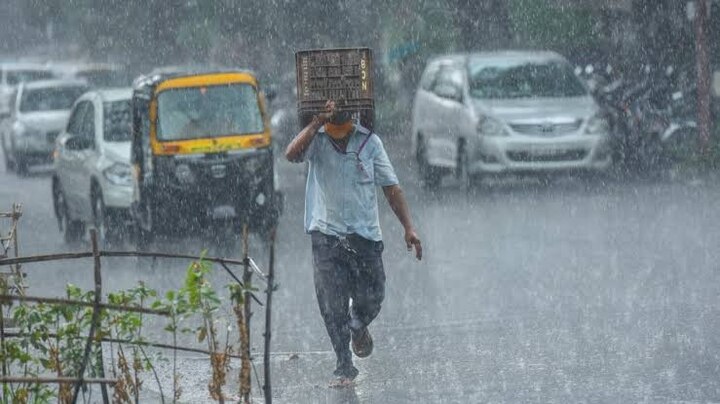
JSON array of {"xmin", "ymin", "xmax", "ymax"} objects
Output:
[{"xmin": 129, "ymin": 70, "xmax": 282, "ymax": 244}]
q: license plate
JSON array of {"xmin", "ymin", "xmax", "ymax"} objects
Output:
[
  {"xmin": 530, "ymin": 149, "xmax": 560, "ymax": 157},
  {"xmin": 211, "ymin": 205, "xmax": 236, "ymax": 220},
  {"xmin": 211, "ymin": 164, "xmax": 227, "ymax": 178}
]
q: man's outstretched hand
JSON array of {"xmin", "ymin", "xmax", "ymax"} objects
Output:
[
  {"xmin": 382, "ymin": 185, "xmax": 423, "ymax": 262},
  {"xmin": 405, "ymin": 229, "xmax": 422, "ymax": 261}
]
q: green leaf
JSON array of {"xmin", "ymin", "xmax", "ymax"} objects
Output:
[{"xmin": 39, "ymin": 358, "xmax": 52, "ymax": 369}]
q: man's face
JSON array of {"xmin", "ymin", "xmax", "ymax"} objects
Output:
[
  {"xmin": 325, "ymin": 111, "xmax": 354, "ymax": 140},
  {"xmin": 329, "ymin": 110, "xmax": 352, "ymax": 125}
]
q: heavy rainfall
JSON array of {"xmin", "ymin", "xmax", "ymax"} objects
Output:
[{"xmin": 1, "ymin": 0, "xmax": 720, "ymax": 403}]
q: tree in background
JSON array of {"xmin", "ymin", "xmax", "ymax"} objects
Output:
[
  {"xmin": 508, "ymin": 0, "xmax": 601, "ymax": 53},
  {"xmin": 453, "ymin": 0, "xmax": 512, "ymax": 51},
  {"xmin": 20, "ymin": 0, "xmax": 64, "ymax": 40},
  {"xmin": 381, "ymin": 0, "xmax": 459, "ymax": 100}
]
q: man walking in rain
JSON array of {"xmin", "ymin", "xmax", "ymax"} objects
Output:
[{"xmin": 285, "ymin": 100, "xmax": 422, "ymax": 387}]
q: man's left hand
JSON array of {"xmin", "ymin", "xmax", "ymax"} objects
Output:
[{"xmin": 405, "ymin": 229, "xmax": 422, "ymax": 261}]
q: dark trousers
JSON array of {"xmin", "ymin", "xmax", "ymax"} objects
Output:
[{"xmin": 311, "ymin": 231, "xmax": 386, "ymax": 378}]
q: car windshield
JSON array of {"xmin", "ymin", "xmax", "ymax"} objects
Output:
[
  {"xmin": 6, "ymin": 70, "xmax": 54, "ymax": 85},
  {"xmin": 468, "ymin": 59, "xmax": 587, "ymax": 99},
  {"xmin": 103, "ymin": 100, "xmax": 131, "ymax": 142},
  {"xmin": 157, "ymin": 83, "xmax": 264, "ymax": 141},
  {"xmin": 19, "ymin": 86, "xmax": 87, "ymax": 112}
]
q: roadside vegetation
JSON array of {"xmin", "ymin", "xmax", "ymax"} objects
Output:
[{"xmin": 1, "ymin": 255, "xmax": 255, "ymax": 403}]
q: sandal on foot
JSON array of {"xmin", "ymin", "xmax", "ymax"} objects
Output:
[{"xmin": 329, "ymin": 376, "xmax": 355, "ymax": 388}]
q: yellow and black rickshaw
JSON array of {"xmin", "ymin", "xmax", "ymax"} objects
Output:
[{"xmin": 130, "ymin": 70, "xmax": 282, "ymax": 243}]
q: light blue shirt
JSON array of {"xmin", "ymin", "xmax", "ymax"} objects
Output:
[{"xmin": 301, "ymin": 124, "xmax": 399, "ymax": 241}]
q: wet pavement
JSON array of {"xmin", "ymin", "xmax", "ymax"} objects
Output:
[{"xmin": 2, "ymin": 135, "xmax": 720, "ymax": 403}]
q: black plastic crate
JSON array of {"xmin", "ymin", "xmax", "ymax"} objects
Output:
[{"xmin": 296, "ymin": 48, "xmax": 374, "ymax": 129}]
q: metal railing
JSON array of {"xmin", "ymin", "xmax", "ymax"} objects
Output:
[{"xmin": 0, "ymin": 223, "xmax": 277, "ymax": 404}]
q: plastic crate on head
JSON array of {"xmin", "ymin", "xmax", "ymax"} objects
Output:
[{"xmin": 295, "ymin": 48, "xmax": 374, "ymax": 130}]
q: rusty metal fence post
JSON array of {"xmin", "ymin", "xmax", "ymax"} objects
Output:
[
  {"xmin": 0, "ymin": 203, "xmax": 23, "ymax": 387},
  {"xmin": 263, "ymin": 229, "xmax": 276, "ymax": 404},
  {"xmin": 71, "ymin": 230, "xmax": 109, "ymax": 404},
  {"xmin": 240, "ymin": 224, "xmax": 252, "ymax": 403}
]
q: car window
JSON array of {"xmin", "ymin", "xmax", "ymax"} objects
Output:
[
  {"xmin": 19, "ymin": 85, "xmax": 88, "ymax": 112},
  {"xmin": 467, "ymin": 59, "xmax": 587, "ymax": 99},
  {"xmin": 66, "ymin": 102, "xmax": 89, "ymax": 135},
  {"xmin": 419, "ymin": 63, "xmax": 441, "ymax": 91},
  {"xmin": 103, "ymin": 100, "xmax": 132, "ymax": 142},
  {"xmin": 6, "ymin": 70, "xmax": 54, "ymax": 86},
  {"xmin": 157, "ymin": 83, "xmax": 264, "ymax": 141},
  {"xmin": 79, "ymin": 103, "xmax": 95, "ymax": 140},
  {"xmin": 432, "ymin": 66, "xmax": 464, "ymax": 94}
]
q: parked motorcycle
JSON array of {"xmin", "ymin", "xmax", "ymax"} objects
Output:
[{"xmin": 592, "ymin": 63, "xmax": 699, "ymax": 175}]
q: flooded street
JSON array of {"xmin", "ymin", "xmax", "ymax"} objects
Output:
[{"xmin": 3, "ymin": 133, "xmax": 720, "ymax": 403}]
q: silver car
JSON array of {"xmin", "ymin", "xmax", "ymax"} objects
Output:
[
  {"xmin": 411, "ymin": 51, "xmax": 612, "ymax": 189},
  {"xmin": 0, "ymin": 62, "xmax": 56, "ymax": 114},
  {"xmin": 2, "ymin": 79, "xmax": 88, "ymax": 175}
]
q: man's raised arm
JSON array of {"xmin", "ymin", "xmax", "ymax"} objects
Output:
[{"xmin": 284, "ymin": 100, "xmax": 335, "ymax": 162}]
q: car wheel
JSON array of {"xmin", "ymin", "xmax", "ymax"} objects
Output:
[
  {"xmin": 458, "ymin": 147, "xmax": 482, "ymax": 191},
  {"xmin": 133, "ymin": 204, "xmax": 156, "ymax": 252},
  {"xmin": 52, "ymin": 179, "xmax": 65, "ymax": 231},
  {"xmin": 212, "ymin": 220, "xmax": 238, "ymax": 257},
  {"xmin": 416, "ymin": 135, "xmax": 442, "ymax": 190},
  {"xmin": 93, "ymin": 190, "xmax": 122, "ymax": 248},
  {"xmin": 256, "ymin": 207, "xmax": 279, "ymax": 242},
  {"xmin": 3, "ymin": 151, "xmax": 14, "ymax": 172},
  {"xmin": 57, "ymin": 189, "xmax": 85, "ymax": 244},
  {"xmin": 15, "ymin": 155, "xmax": 29, "ymax": 177}
]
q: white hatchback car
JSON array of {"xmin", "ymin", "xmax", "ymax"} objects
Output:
[
  {"xmin": 411, "ymin": 51, "xmax": 612, "ymax": 188},
  {"xmin": 52, "ymin": 88, "xmax": 133, "ymax": 245}
]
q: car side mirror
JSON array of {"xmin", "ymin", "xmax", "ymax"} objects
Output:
[
  {"xmin": 263, "ymin": 86, "xmax": 277, "ymax": 103},
  {"xmin": 65, "ymin": 136, "xmax": 94, "ymax": 151},
  {"xmin": 434, "ymin": 83, "xmax": 463, "ymax": 102}
]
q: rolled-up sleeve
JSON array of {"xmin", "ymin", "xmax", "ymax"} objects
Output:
[
  {"xmin": 299, "ymin": 133, "xmax": 320, "ymax": 162},
  {"xmin": 373, "ymin": 137, "xmax": 399, "ymax": 187}
]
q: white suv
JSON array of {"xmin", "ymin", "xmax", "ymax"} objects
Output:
[
  {"xmin": 52, "ymin": 88, "xmax": 133, "ymax": 245},
  {"xmin": 411, "ymin": 51, "xmax": 612, "ymax": 189}
]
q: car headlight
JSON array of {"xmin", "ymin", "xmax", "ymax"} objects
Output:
[
  {"xmin": 478, "ymin": 117, "xmax": 508, "ymax": 137},
  {"xmin": 585, "ymin": 114, "xmax": 609, "ymax": 135},
  {"xmin": 103, "ymin": 163, "xmax": 133, "ymax": 186},
  {"xmin": 174, "ymin": 163, "xmax": 195, "ymax": 184}
]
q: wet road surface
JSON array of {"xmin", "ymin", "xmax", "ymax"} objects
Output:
[{"xmin": 2, "ymin": 135, "xmax": 720, "ymax": 403}]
